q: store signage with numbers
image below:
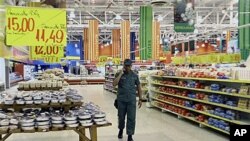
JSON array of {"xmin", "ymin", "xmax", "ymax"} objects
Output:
[
  {"xmin": 6, "ymin": 7, "xmax": 66, "ymax": 63},
  {"xmin": 30, "ymin": 45, "xmax": 64, "ymax": 63}
]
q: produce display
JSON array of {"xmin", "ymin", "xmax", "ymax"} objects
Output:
[
  {"xmin": 0, "ymin": 102, "xmax": 107, "ymax": 132},
  {"xmin": 0, "ymin": 88, "xmax": 83, "ymax": 105}
]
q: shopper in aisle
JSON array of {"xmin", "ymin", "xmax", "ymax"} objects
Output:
[{"xmin": 113, "ymin": 59, "xmax": 143, "ymax": 141}]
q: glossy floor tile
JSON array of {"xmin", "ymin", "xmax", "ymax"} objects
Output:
[{"xmin": 6, "ymin": 85, "xmax": 229, "ymax": 141}]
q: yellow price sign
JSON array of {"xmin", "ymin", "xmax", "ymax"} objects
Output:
[
  {"xmin": 6, "ymin": 7, "xmax": 66, "ymax": 46},
  {"xmin": 30, "ymin": 45, "xmax": 64, "ymax": 63},
  {"xmin": 99, "ymin": 56, "xmax": 108, "ymax": 63},
  {"xmin": 112, "ymin": 58, "xmax": 121, "ymax": 65}
]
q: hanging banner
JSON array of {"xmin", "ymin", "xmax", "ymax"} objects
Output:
[
  {"xmin": 174, "ymin": 0, "xmax": 195, "ymax": 32},
  {"xmin": 140, "ymin": 6, "xmax": 153, "ymax": 60},
  {"xmin": 172, "ymin": 53, "xmax": 241, "ymax": 64},
  {"xmin": 130, "ymin": 32, "xmax": 136, "ymax": 60},
  {"xmin": 88, "ymin": 20, "xmax": 99, "ymax": 61},
  {"xmin": 152, "ymin": 21, "xmax": 160, "ymax": 60},
  {"xmin": 6, "ymin": 7, "xmax": 67, "ymax": 47},
  {"xmin": 239, "ymin": 0, "xmax": 250, "ymax": 60},
  {"xmin": 121, "ymin": 20, "xmax": 130, "ymax": 60},
  {"xmin": 30, "ymin": 45, "xmax": 64, "ymax": 63},
  {"xmin": 112, "ymin": 29, "xmax": 121, "ymax": 58}
]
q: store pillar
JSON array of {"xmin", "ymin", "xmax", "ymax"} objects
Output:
[
  {"xmin": 130, "ymin": 32, "xmax": 136, "ymax": 61},
  {"xmin": 239, "ymin": 0, "xmax": 250, "ymax": 60},
  {"xmin": 121, "ymin": 21, "xmax": 130, "ymax": 60},
  {"xmin": 140, "ymin": 6, "xmax": 153, "ymax": 60}
]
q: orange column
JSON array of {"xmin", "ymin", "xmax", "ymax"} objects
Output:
[
  {"xmin": 88, "ymin": 20, "xmax": 99, "ymax": 61},
  {"xmin": 112, "ymin": 29, "xmax": 121, "ymax": 58},
  {"xmin": 121, "ymin": 21, "xmax": 130, "ymax": 60},
  {"xmin": 83, "ymin": 28, "xmax": 89, "ymax": 60},
  {"xmin": 152, "ymin": 21, "xmax": 160, "ymax": 60}
]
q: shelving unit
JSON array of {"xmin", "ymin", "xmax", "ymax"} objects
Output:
[
  {"xmin": 151, "ymin": 102, "xmax": 229, "ymax": 134},
  {"xmin": 138, "ymin": 71, "xmax": 149, "ymax": 101},
  {"xmin": 104, "ymin": 65, "xmax": 121, "ymax": 94},
  {"xmin": 149, "ymin": 74, "xmax": 250, "ymax": 135}
]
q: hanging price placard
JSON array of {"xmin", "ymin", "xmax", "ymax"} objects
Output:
[
  {"xmin": 112, "ymin": 58, "xmax": 121, "ymax": 65},
  {"xmin": 6, "ymin": 7, "xmax": 66, "ymax": 47},
  {"xmin": 30, "ymin": 45, "xmax": 64, "ymax": 63}
]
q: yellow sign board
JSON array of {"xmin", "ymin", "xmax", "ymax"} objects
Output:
[
  {"xmin": 6, "ymin": 7, "xmax": 66, "ymax": 47},
  {"xmin": 112, "ymin": 58, "xmax": 121, "ymax": 65},
  {"xmin": 30, "ymin": 46, "xmax": 64, "ymax": 63},
  {"xmin": 172, "ymin": 53, "xmax": 241, "ymax": 64}
]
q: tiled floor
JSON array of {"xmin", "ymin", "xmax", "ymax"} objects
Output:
[{"xmin": 6, "ymin": 85, "xmax": 229, "ymax": 141}]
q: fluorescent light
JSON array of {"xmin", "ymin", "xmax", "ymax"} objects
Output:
[{"xmin": 115, "ymin": 15, "xmax": 122, "ymax": 20}]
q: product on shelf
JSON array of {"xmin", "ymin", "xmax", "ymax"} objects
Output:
[
  {"xmin": 237, "ymin": 99, "xmax": 249, "ymax": 109},
  {"xmin": 207, "ymin": 118, "xmax": 230, "ymax": 132},
  {"xmin": 150, "ymin": 68, "xmax": 250, "ymax": 135}
]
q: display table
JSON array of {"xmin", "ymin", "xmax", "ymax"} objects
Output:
[
  {"xmin": 0, "ymin": 100, "xmax": 83, "ymax": 112},
  {"xmin": 65, "ymin": 76, "xmax": 105, "ymax": 85},
  {"xmin": 0, "ymin": 123, "xmax": 112, "ymax": 141}
]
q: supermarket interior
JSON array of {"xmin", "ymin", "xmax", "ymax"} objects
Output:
[{"xmin": 0, "ymin": 0, "xmax": 250, "ymax": 141}]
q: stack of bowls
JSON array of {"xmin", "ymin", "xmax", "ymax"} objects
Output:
[
  {"xmin": 9, "ymin": 118, "xmax": 19, "ymax": 130},
  {"xmin": 78, "ymin": 113, "xmax": 93, "ymax": 127},
  {"xmin": 20, "ymin": 117, "xmax": 35, "ymax": 131},
  {"xmin": 64, "ymin": 113, "xmax": 78, "ymax": 128},
  {"xmin": 0, "ymin": 118, "xmax": 9, "ymax": 132},
  {"xmin": 51, "ymin": 111, "xmax": 64, "ymax": 128},
  {"xmin": 36, "ymin": 113, "xmax": 50, "ymax": 130},
  {"xmin": 94, "ymin": 112, "xmax": 107, "ymax": 125}
]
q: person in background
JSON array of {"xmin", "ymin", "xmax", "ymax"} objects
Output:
[{"xmin": 113, "ymin": 59, "xmax": 142, "ymax": 141}]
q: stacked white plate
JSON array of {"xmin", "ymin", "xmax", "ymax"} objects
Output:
[
  {"xmin": 51, "ymin": 112, "xmax": 64, "ymax": 128},
  {"xmin": 36, "ymin": 114, "xmax": 50, "ymax": 130},
  {"xmin": 21, "ymin": 117, "xmax": 35, "ymax": 131},
  {"xmin": 0, "ymin": 119, "xmax": 9, "ymax": 132},
  {"xmin": 94, "ymin": 113, "xmax": 108, "ymax": 125},
  {"xmin": 78, "ymin": 113, "xmax": 93, "ymax": 127},
  {"xmin": 64, "ymin": 114, "xmax": 78, "ymax": 128},
  {"xmin": 9, "ymin": 119, "xmax": 18, "ymax": 130}
]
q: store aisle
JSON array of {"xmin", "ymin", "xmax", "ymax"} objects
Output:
[{"xmin": 7, "ymin": 85, "xmax": 229, "ymax": 141}]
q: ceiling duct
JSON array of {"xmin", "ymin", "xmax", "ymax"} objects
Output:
[{"xmin": 151, "ymin": 0, "xmax": 171, "ymax": 6}]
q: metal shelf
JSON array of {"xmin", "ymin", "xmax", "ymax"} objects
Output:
[
  {"xmin": 150, "ymin": 82, "xmax": 250, "ymax": 99},
  {"xmin": 151, "ymin": 75, "xmax": 250, "ymax": 84},
  {"xmin": 151, "ymin": 103, "xmax": 229, "ymax": 135},
  {"xmin": 151, "ymin": 96, "xmax": 248, "ymax": 125}
]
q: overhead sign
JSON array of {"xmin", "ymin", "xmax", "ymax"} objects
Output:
[
  {"xmin": 172, "ymin": 53, "xmax": 241, "ymax": 64},
  {"xmin": 6, "ymin": 7, "xmax": 66, "ymax": 47},
  {"xmin": 30, "ymin": 45, "xmax": 64, "ymax": 63},
  {"xmin": 174, "ymin": 0, "xmax": 195, "ymax": 32}
]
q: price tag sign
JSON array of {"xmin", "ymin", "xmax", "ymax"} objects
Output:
[
  {"xmin": 6, "ymin": 7, "xmax": 66, "ymax": 46},
  {"xmin": 30, "ymin": 45, "xmax": 64, "ymax": 63},
  {"xmin": 99, "ymin": 56, "xmax": 108, "ymax": 63},
  {"xmin": 112, "ymin": 58, "xmax": 121, "ymax": 65}
]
